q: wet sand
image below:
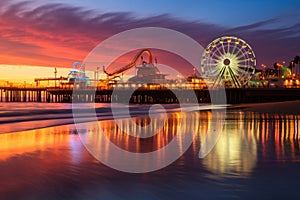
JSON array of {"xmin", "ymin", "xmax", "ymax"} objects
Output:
[
  {"xmin": 0, "ymin": 104, "xmax": 300, "ymax": 200},
  {"xmin": 232, "ymin": 100, "xmax": 300, "ymax": 115}
]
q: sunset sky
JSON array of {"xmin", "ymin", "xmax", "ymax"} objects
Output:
[{"xmin": 1, "ymin": 0, "xmax": 300, "ymax": 81}]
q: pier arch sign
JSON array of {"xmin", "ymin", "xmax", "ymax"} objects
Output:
[{"xmin": 72, "ymin": 27, "xmax": 227, "ymax": 173}]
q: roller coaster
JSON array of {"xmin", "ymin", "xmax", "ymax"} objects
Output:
[
  {"xmin": 100, "ymin": 48, "xmax": 169, "ymax": 85},
  {"xmin": 103, "ymin": 49, "xmax": 153, "ymax": 79}
]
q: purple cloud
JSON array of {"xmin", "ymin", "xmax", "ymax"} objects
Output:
[{"xmin": 0, "ymin": 0, "xmax": 299, "ymax": 69}]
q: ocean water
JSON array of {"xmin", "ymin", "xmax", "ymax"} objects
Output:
[{"xmin": 0, "ymin": 103, "xmax": 300, "ymax": 200}]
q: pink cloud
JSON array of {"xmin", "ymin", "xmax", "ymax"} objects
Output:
[{"xmin": 0, "ymin": 0, "xmax": 299, "ymax": 70}]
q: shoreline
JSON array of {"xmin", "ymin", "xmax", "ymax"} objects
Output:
[{"xmin": 231, "ymin": 100, "xmax": 300, "ymax": 115}]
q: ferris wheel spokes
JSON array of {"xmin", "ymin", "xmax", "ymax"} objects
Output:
[{"xmin": 201, "ymin": 36, "xmax": 256, "ymax": 88}]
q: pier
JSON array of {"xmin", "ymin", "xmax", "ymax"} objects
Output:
[
  {"xmin": 1, "ymin": 85, "xmax": 300, "ymax": 104},
  {"xmin": 0, "ymin": 86, "xmax": 47, "ymax": 102},
  {"xmin": 2, "ymin": 46, "xmax": 300, "ymax": 105}
]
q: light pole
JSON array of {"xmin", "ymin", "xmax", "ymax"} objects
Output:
[
  {"xmin": 97, "ymin": 66, "xmax": 100, "ymax": 81},
  {"xmin": 54, "ymin": 68, "xmax": 57, "ymax": 87}
]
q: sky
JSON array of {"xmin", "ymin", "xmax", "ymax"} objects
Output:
[{"xmin": 1, "ymin": 0, "xmax": 300, "ymax": 81}]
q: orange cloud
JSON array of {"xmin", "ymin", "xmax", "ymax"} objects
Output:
[{"xmin": 0, "ymin": 0, "xmax": 299, "ymax": 73}]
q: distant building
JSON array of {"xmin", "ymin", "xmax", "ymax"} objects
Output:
[{"xmin": 128, "ymin": 62, "xmax": 167, "ymax": 84}]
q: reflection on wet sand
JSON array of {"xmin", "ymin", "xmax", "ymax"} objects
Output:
[
  {"xmin": 203, "ymin": 112, "xmax": 300, "ymax": 178},
  {"xmin": 0, "ymin": 125, "xmax": 84, "ymax": 161},
  {"xmin": 249, "ymin": 113, "xmax": 300, "ymax": 160},
  {"xmin": 0, "ymin": 111, "xmax": 299, "ymax": 175},
  {"xmin": 88, "ymin": 112, "xmax": 206, "ymax": 153},
  {"xmin": 78, "ymin": 111, "xmax": 214, "ymax": 172},
  {"xmin": 202, "ymin": 112, "xmax": 258, "ymax": 178}
]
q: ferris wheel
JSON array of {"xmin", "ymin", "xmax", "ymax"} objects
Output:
[{"xmin": 201, "ymin": 36, "xmax": 256, "ymax": 88}]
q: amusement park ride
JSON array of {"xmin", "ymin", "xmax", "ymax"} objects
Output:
[
  {"xmin": 102, "ymin": 49, "xmax": 167, "ymax": 85},
  {"xmin": 35, "ymin": 35, "xmax": 300, "ymax": 90},
  {"xmin": 201, "ymin": 36, "xmax": 256, "ymax": 88}
]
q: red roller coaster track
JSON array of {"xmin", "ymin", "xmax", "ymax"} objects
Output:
[{"xmin": 103, "ymin": 49, "xmax": 153, "ymax": 77}]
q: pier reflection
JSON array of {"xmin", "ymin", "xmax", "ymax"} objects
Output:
[
  {"xmin": 0, "ymin": 125, "xmax": 85, "ymax": 162},
  {"xmin": 89, "ymin": 112, "xmax": 207, "ymax": 153},
  {"xmin": 202, "ymin": 112, "xmax": 258, "ymax": 178},
  {"xmin": 250, "ymin": 113, "xmax": 300, "ymax": 161},
  {"xmin": 202, "ymin": 112, "xmax": 300, "ymax": 178},
  {"xmin": 0, "ymin": 110, "xmax": 299, "ymax": 175}
]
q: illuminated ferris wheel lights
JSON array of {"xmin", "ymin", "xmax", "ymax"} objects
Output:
[{"xmin": 201, "ymin": 36, "xmax": 256, "ymax": 88}]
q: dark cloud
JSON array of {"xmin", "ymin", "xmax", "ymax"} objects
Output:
[
  {"xmin": 227, "ymin": 19, "xmax": 279, "ymax": 33},
  {"xmin": 0, "ymin": 0, "xmax": 299, "ymax": 69}
]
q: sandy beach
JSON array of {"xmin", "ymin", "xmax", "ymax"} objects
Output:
[{"xmin": 232, "ymin": 100, "xmax": 300, "ymax": 115}]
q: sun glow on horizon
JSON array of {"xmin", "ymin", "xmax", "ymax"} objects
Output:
[
  {"xmin": 0, "ymin": 64, "xmax": 94, "ymax": 83},
  {"xmin": 0, "ymin": 64, "xmax": 70, "ymax": 82}
]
